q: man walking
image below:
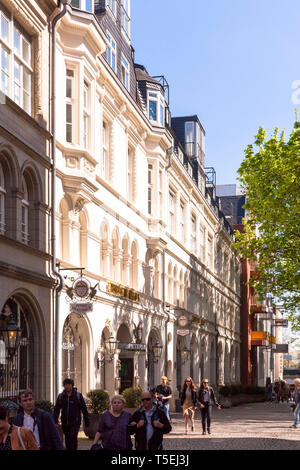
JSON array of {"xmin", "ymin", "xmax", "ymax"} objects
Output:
[
  {"xmin": 155, "ymin": 376, "xmax": 172, "ymax": 421},
  {"xmin": 13, "ymin": 389, "xmax": 64, "ymax": 450},
  {"xmin": 54, "ymin": 378, "xmax": 90, "ymax": 450},
  {"xmin": 130, "ymin": 390, "xmax": 171, "ymax": 450},
  {"xmin": 290, "ymin": 378, "xmax": 300, "ymax": 429}
]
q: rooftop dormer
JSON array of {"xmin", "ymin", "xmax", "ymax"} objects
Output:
[{"xmin": 171, "ymin": 115, "xmax": 205, "ymax": 167}]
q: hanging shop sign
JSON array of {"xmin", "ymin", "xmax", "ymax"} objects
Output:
[
  {"xmin": 107, "ymin": 281, "xmax": 139, "ymax": 303},
  {"xmin": 118, "ymin": 342, "xmax": 146, "ymax": 352},
  {"xmin": 191, "ymin": 315, "xmax": 205, "ymax": 326},
  {"xmin": 178, "ymin": 316, "xmax": 188, "ymax": 327},
  {"xmin": 70, "ymin": 302, "xmax": 93, "ymax": 314},
  {"xmin": 177, "ymin": 329, "xmax": 190, "ymax": 337}
]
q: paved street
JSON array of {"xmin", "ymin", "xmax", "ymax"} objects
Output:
[{"xmin": 78, "ymin": 401, "xmax": 300, "ymax": 450}]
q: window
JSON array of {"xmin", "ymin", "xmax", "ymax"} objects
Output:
[
  {"xmin": 83, "ymin": 80, "xmax": 90, "ymax": 148},
  {"xmin": 180, "ymin": 201, "xmax": 185, "ymax": 243},
  {"xmin": 207, "ymin": 235, "xmax": 213, "ymax": 269},
  {"xmin": 148, "ymin": 92, "xmax": 164, "ymax": 126},
  {"xmin": 185, "ymin": 121, "xmax": 195, "ymax": 157},
  {"xmin": 169, "ymin": 189, "xmax": 176, "ymax": 233},
  {"xmin": 121, "ymin": 0, "xmax": 131, "ymax": 39},
  {"xmin": 148, "ymin": 164, "xmax": 153, "ymax": 215},
  {"xmin": 0, "ymin": 13, "xmax": 32, "ymax": 114},
  {"xmin": 199, "ymin": 224, "xmax": 205, "ymax": 260},
  {"xmin": 0, "ymin": 163, "xmax": 5, "ymax": 234},
  {"xmin": 106, "ymin": 33, "xmax": 116, "ymax": 72},
  {"xmin": 159, "ymin": 169, "xmax": 163, "ymax": 219},
  {"xmin": 121, "ymin": 56, "xmax": 129, "ymax": 90},
  {"xmin": 190, "ymin": 214, "xmax": 197, "ymax": 253},
  {"xmin": 71, "ymin": 0, "xmax": 93, "ymax": 11},
  {"xmin": 127, "ymin": 147, "xmax": 134, "ymax": 201},
  {"xmin": 21, "ymin": 178, "xmax": 29, "ymax": 244},
  {"xmin": 102, "ymin": 121, "xmax": 110, "ymax": 179},
  {"xmin": 66, "ymin": 69, "xmax": 74, "ymax": 143},
  {"xmin": 106, "ymin": 0, "xmax": 116, "ymax": 17}
]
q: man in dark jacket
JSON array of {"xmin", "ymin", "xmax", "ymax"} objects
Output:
[
  {"xmin": 130, "ymin": 390, "xmax": 171, "ymax": 450},
  {"xmin": 53, "ymin": 378, "xmax": 90, "ymax": 450},
  {"xmin": 13, "ymin": 389, "xmax": 64, "ymax": 450}
]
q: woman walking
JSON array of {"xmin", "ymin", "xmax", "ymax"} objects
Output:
[
  {"xmin": 180, "ymin": 377, "xmax": 198, "ymax": 434},
  {"xmin": 91, "ymin": 395, "xmax": 133, "ymax": 450},
  {"xmin": 198, "ymin": 378, "xmax": 221, "ymax": 435}
]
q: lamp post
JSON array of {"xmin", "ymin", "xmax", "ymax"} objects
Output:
[
  {"xmin": 153, "ymin": 341, "xmax": 163, "ymax": 363},
  {"xmin": 105, "ymin": 335, "xmax": 118, "ymax": 361},
  {"xmin": 0, "ymin": 315, "xmax": 22, "ymax": 359},
  {"xmin": 181, "ymin": 346, "xmax": 190, "ymax": 364}
]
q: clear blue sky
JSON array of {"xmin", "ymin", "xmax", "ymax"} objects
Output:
[{"xmin": 131, "ymin": 0, "xmax": 300, "ymax": 185}]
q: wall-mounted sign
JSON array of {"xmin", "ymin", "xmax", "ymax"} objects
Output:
[
  {"xmin": 178, "ymin": 316, "xmax": 188, "ymax": 327},
  {"xmin": 118, "ymin": 342, "xmax": 146, "ymax": 351},
  {"xmin": 275, "ymin": 319, "xmax": 289, "ymax": 328},
  {"xmin": 275, "ymin": 344, "xmax": 289, "ymax": 354},
  {"xmin": 107, "ymin": 282, "xmax": 139, "ymax": 302},
  {"xmin": 74, "ymin": 279, "xmax": 90, "ymax": 298},
  {"xmin": 70, "ymin": 302, "xmax": 93, "ymax": 314},
  {"xmin": 177, "ymin": 329, "xmax": 190, "ymax": 337}
]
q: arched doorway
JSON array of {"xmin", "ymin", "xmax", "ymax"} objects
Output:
[
  {"xmin": 0, "ymin": 295, "xmax": 42, "ymax": 400},
  {"xmin": 61, "ymin": 313, "xmax": 90, "ymax": 395},
  {"xmin": 117, "ymin": 324, "xmax": 133, "ymax": 393}
]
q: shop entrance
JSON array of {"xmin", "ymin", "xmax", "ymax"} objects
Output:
[{"xmin": 119, "ymin": 357, "xmax": 134, "ymax": 393}]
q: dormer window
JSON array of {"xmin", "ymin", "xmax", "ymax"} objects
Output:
[
  {"xmin": 106, "ymin": 32, "xmax": 116, "ymax": 72},
  {"xmin": 121, "ymin": 56, "xmax": 129, "ymax": 89},
  {"xmin": 148, "ymin": 91, "xmax": 164, "ymax": 126},
  {"xmin": 71, "ymin": 0, "xmax": 93, "ymax": 11},
  {"xmin": 121, "ymin": 0, "xmax": 131, "ymax": 40},
  {"xmin": 106, "ymin": 0, "xmax": 117, "ymax": 17}
]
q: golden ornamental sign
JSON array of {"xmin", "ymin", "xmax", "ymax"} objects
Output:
[{"xmin": 107, "ymin": 282, "xmax": 139, "ymax": 303}]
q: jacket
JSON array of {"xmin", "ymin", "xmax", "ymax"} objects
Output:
[
  {"xmin": 130, "ymin": 406, "xmax": 171, "ymax": 450},
  {"xmin": 53, "ymin": 388, "xmax": 90, "ymax": 428},
  {"xmin": 13, "ymin": 408, "xmax": 64, "ymax": 450},
  {"xmin": 198, "ymin": 386, "xmax": 219, "ymax": 407},
  {"xmin": 9, "ymin": 425, "xmax": 39, "ymax": 450},
  {"xmin": 180, "ymin": 388, "xmax": 198, "ymax": 407}
]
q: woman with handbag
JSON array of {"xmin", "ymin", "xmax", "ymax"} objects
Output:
[
  {"xmin": 0, "ymin": 406, "xmax": 39, "ymax": 450},
  {"xmin": 180, "ymin": 377, "xmax": 198, "ymax": 434},
  {"xmin": 91, "ymin": 395, "xmax": 133, "ymax": 450}
]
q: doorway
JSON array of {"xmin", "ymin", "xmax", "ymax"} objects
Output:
[{"xmin": 119, "ymin": 357, "xmax": 134, "ymax": 393}]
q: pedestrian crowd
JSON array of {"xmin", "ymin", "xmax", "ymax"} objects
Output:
[{"xmin": 1, "ymin": 376, "xmax": 299, "ymax": 450}]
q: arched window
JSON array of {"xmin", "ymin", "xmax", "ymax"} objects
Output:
[
  {"xmin": 21, "ymin": 178, "xmax": 29, "ymax": 244},
  {"xmin": 0, "ymin": 163, "xmax": 6, "ymax": 235}
]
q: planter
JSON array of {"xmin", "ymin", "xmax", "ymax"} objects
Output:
[
  {"xmin": 83, "ymin": 413, "xmax": 103, "ymax": 439},
  {"xmin": 219, "ymin": 394, "xmax": 267, "ymax": 408}
]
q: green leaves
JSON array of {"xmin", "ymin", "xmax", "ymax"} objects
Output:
[{"xmin": 235, "ymin": 124, "xmax": 300, "ymax": 329}]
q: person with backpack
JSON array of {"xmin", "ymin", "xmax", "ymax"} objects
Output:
[
  {"xmin": 13, "ymin": 389, "xmax": 63, "ymax": 450},
  {"xmin": 53, "ymin": 378, "xmax": 90, "ymax": 450},
  {"xmin": 130, "ymin": 390, "xmax": 171, "ymax": 450},
  {"xmin": 155, "ymin": 376, "xmax": 172, "ymax": 422}
]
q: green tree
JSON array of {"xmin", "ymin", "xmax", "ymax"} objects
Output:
[{"xmin": 234, "ymin": 124, "xmax": 300, "ymax": 329}]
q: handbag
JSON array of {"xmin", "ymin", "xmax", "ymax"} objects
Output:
[
  {"xmin": 90, "ymin": 441, "xmax": 103, "ymax": 451},
  {"xmin": 17, "ymin": 427, "xmax": 26, "ymax": 450}
]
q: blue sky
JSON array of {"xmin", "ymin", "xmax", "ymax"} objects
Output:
[{"xmin": 131, "ymin": 0, "xmax": 300, "ymax": 185}]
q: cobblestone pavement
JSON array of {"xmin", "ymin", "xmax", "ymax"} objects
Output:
[{"xmin": 78, "ymin": 402, "xmax": 300, "ymax": 450}]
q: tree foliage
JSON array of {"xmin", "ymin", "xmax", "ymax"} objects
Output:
[{"xmin": 234, "ymin": 123, "xmax": 300, "ymax": 329}]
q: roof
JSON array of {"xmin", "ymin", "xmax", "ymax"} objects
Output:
[{"xmin": 134, "ymin": 64, "xmax": 162, "ymax": 87}]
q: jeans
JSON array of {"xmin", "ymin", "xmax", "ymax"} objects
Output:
[
  {"xmin": 200, "ymin": 404, "xmax": 212, "ymax": 431},
  {"xmin": 294, "ymin": 403, "xmax": 300, "ymax": 427},
  {"xmin": 62, "ymin": 424, "xmax": 80, "ymax": 450},
  {"xmin": 163, "ymin": 403, "xmax": 170, "ymax": 421}
]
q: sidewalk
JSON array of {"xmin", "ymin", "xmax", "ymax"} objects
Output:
[{"xmin": 77, "ymin": 401, "xmax": 300, "ymax": 450}]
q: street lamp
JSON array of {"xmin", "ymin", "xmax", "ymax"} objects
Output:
[
  {"xmin": 181, "ymin": 346, "xmax": 190, "ymax": 364},
  {"xmin": 153, "ymin": 341, "xmax": 163, "ymax": 362},
  {"xmin": 105, "ymin": 335, "xmax": 118, "ymax": 361},
  {"xmin": 0, "ymin": 315, "xmax": 22, "ymax": 358}
]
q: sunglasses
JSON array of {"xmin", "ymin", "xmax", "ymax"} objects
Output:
[
  {"xmin": 203, "ymin": 381, "xmax": 209, "ymax": 384},
  {"xmin": 141, "ymin": 397, "xmax": 152, "ymax": 401}
]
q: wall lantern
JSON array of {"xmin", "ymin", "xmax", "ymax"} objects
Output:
[
  {"xmin": 0, "ymin": 315, "xmax": 22, "ymax": 358},
  {"xmin": 105, "ymin": 335, "xmax": 118, "ymax": 360},
  {"xmin": 181, "ymin": 346, "xmax": 190, "ymax": 364},
  {"xmin": 153, "ymin": 341, "xmax": 163, "ymax": 362}
]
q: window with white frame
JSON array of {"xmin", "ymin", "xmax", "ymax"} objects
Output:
[
  {"xmin": 207, "ymin": 234, "xmax": 213, "ymax": 269},
  {"xmin": 0, "ymin": 162, "xmax": 5, "ymax": 235},
  {"xmin": 199, "ymin": 224, "xmax": 205, "ymax": 260},
  {"xmin": 148, "ymin": 91, "xmax": 164, "ymax": 126},
  {"xmin": 148, "ymin": 163, "xmax": 153, "ymax": 215},
  {"xmin": 102, "ymin": 121, "xmax": 110, "ymax": 180},
  {"xmin": 71, "ymin": 0, "xmax": 93, "ymax": 11},
  {"xmin": 190, "ymin": 213, "xmax": 197, "ymax": 253},
  {"xmin": 121, "ymin": 56, "xmax": 129, "ymax": 90},
  {"xmin": 83, "ymin": 80, "xmax": 90, "ymax": 149},
  {"xmin": 169, "ymin": 189, "xmax": 176, "ymax": 233},
  {"xmin": 159, "ymin": 169, "xmax": 163, "ymax": 219},
  {"xmin": 106, "ymin": 0, "xmax": 116, "ymax": 17},
  {"xmin": 106, "ymin": 32, "xmax": 116, "ymax": 72},
  {"xmin": 127, "ymin": 147, "xmax": 134, "ymax": 201},
  {"xmin": 0, "ymin": 10, "xmax": 32, "ymax": 114},
  {"xmin": 121, "ymin": 0, "xmax": 131, "ymax": 39},
  {"xmin": 180, "ymin": 200, "xmax": 185, "ymax": 243},
  {"xmin": 66, "ymin": 69, "xmax": 74, "ymax": 143},
  {"xmin": 21, "ymin": 178, "xmax": 29, "ymax": 244}
]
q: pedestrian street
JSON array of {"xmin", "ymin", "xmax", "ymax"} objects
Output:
[{"xmin": 78, "ymin": 402, "xmax": 300, "ymax": 451}]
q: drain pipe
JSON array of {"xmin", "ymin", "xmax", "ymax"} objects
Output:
[{"xmin": 50, "ymin": 0, "xmax": 70, "ymax": 401}]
